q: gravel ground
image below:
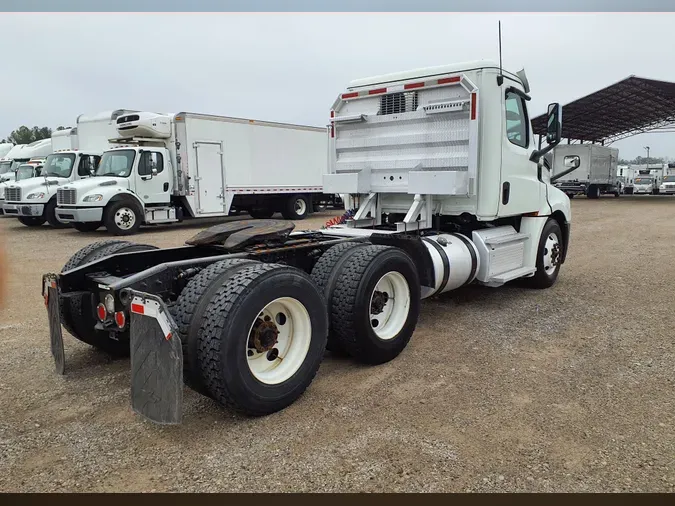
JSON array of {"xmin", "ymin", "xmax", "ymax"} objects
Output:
[{"xmin": 0, "ymin": 198, "xmax": 674, "ymax": 493}]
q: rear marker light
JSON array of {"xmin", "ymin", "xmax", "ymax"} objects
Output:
[
  {"xmin": 438, "ymin": 76, "xmax": 460, "ymax": 85},
  {"xmin": 114, "ymin": 311, "xmax": 126, "ymax": 329},
  {"xmin": 96, "ymin": 303, "xmax": 107, "ymax": 321},
  {"xmin": 341, "ymin": 92, "xmax": 358, "ymax": 99},
  {"xmin": 404, "ymin": 82, "xmax": 424, "ymax": 90},
  {"xmin": 368, "ymin": 88, "xmax": 387, "ymax": 95}
]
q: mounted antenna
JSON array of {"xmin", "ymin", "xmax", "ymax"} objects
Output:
[{"xmin": 497, "ymin": 20, "xmax": 504, "ymax": 86}]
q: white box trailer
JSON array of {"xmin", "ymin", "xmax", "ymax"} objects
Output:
[
  {"xmin": 551, "ymin": 144, "xmax": 620, "ymax": 199},
  {"xmin": 51, "ymin": 127, "xmax": 79, "ymax": 152},
  {"xmin": 0, "ymin": 143, "xmax": 13, "ymax": 159},
  {"xmin": 2, "ymin": 110, "xmax": 138, "ymax": 227},
  {"xmin": 56, "ymin": 111, "xmax": 337, "ymax": 235}
]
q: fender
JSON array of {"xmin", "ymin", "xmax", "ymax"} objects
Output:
[{"xmin": 107, "ymin": 191, "xmax": 145, "ymax": 213}]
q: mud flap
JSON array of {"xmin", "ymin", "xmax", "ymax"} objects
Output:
[
  {"xmin": 43, "ymin": 274, "xmax": 65, "ymax": 375},
  {"xmin": 126, "ymin": 290, "xmax": 183, "ymax": 425}
]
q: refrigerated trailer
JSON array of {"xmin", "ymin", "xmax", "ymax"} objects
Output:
[
  {"xmin": 552, "ymin": 144, "xmax": 621, "ymax": 198},
  {"xmin": 54, "ymin": 112, "xmax": 337, "ymax": 235},
  {"xmin": 43, "ymin": 60, "xmax": 572, "ymax": 425},
  {"xmin": 2, "ymin": 110, "xmax": 138, "ymax": 228}
]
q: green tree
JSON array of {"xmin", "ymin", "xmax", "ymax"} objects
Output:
[{"xmin": 1, "ymin": 125, "xmax": 54, "ymax": 144}]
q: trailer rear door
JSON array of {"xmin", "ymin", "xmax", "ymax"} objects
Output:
[{"xmin": 194, "ymin": 141, "xmax": 225, "ymax": 214}]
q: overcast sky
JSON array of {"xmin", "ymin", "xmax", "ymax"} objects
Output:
[{"xmin": 0, "ymin": 12, "xmax": 673, "ymax": 160}]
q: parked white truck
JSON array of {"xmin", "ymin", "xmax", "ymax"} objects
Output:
[
  {"xmin": 551, "ymin": 144, "xmax": 620, "ymax": 198},
  {"xmin": 2, "ymin": 110, "xmax": 137, "ymax": 228},
  {"xmin": 54, "ymin": 112, "xmax": 335, "ymax": 235},
  {"xmin": 44, "ymin": 60, "xmax": 573, "ymax": 425},
  {"xmin": 0, "ymin": 139, "xmax": 53, "ymax": 215},
  {"xmin": 659, "ymin": 174, "xmax": 675, "ymax": 195}
]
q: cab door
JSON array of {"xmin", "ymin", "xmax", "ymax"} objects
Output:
[
  {"xmin": 134, "ymin": 150, "xmax": 171, "ymax": 204},
  {"xmin": 499, "ymin": 88, "xmax": 544, "ymax": 216}
]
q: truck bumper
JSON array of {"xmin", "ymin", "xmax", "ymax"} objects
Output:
[
  {"xmin": 2, "ymin": 203, "xmax": 45, "ymax": 217},
  {"xmin": 56, "ymin": 206, "xmax": 103, "ymax": 223}
]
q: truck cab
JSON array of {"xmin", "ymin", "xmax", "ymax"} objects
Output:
[
  {"xmin": 2, "ymin": 150, "xmax": 101, "ymax": 227},
  {"xmin": 55, "ymin": 142, "xmax": 174, "ymax": 234},
  {"xmin": 633, "ymin": 176, "xmax": 654, "ymax": 195}
]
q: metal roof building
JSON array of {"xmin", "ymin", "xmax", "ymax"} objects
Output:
[{"xmin": 532, "ymin": 76, "xmax": 675, "ymax": 145}]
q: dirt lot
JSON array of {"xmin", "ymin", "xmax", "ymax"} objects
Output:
[{"xmin": 0, "ymin": 198, "xmax": 674, "ymax": 493}]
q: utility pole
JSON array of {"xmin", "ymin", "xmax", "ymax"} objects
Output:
[{"xmin": 644, "ymin": 146, "xmax": 650, "ymax": 168}]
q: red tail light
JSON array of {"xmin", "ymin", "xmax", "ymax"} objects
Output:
[
  {"xmin": 96, "ymin": 303, "xmax": 107, "ymax": 321},
  {"xmin": 114, "ymin": 311, "xmax": 126, "ymax": 329}
]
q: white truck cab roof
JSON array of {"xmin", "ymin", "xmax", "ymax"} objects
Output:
[{"xmin": 347, "ymin": 59, "xmax": 524, "ymax": 89}]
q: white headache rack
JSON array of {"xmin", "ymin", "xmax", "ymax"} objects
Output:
[{"xmin": 325, "ymin": 73, "xmax": 479, "ymax": 200}]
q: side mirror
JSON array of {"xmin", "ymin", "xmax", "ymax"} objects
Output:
[
  {"xmin": 546, "ymin": 103, "xmax": 562, "ymax": 145},
  {"xmin": 564, "ymin": 155, "xmax": 580, "ymax": 170}
]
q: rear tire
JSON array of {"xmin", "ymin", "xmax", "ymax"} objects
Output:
[
  {"xmin": 18, "ymin": 216, "xmax": 45, "ymax": 227},
  {"xmin": 281, "ymin": 194, "xmax": 310, "ymax": 220},
  {"xmin": 104, "ymin": 199, "xmax": 142, "ymax": 235},
  {"xmin": 170, "ymin": 258, "xmax": 256, "ymax": 396},
  {"xmin": 521, "ymin": 218, "xmax": 563, "ymax": 289},
  {"xmin": 310, "ymin": 241, "xmax": 369, "ymax": 353},
  {"xmin": 198, "ymin": 263, "xmax": 328, "ymax": 416},
  {"xmin": 59, "ymin": 240, "xmax": 158, "ymax": 356},
  {"xmin": 249, "ymin": 207, "xmax": 274, "ymax": 219},
  {"xmin": 45, "ymin": 198, "xmax": 69, "ymax": 228},
  {"xmin": 73, "ymin": 222, "xmax": 102, "ymax": 232},
  {"xmin": 329, "ymin": 245, "xmax": 421, "ymax": 365},
  {"xmin": 587, "ymin": 185, "xmax": 600, "ymax": 199}
]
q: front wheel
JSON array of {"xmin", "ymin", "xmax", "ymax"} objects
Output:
[
  {"xmin": 73, "ymin": 222, "xmax": 102, "ymax": 232},
  {"xmin": 522, "ymin": 218, "xmax": 563, "ymax": 289},
  {"xmin": 45, "ymin": 199, "xmax": 69, "ymax": 228},
  {"xmin": 18, "ymin": 216, "xmax": 46, "ymax": 227},
  {"xmin": 104, "ymin": 200, "xmax": 142, "ymax": 235}
]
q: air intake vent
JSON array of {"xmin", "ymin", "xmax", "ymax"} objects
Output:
[
  {"xmin": 117, "ymin": 114, "xmax": 140, "ymax": 124},
  {"xmin": 379, "ymin": 91, "xmax": 418, "ymax": 116}
]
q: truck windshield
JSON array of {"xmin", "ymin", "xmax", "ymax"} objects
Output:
[
  {"xmin": 0, "ymin": 161, "xmax": 11, "ymax": 174},
  {"xmin": 662, "ymin": 175, "xmax": 675, "ymax": 182},
  {"xmin": 16, "ymin": 165, "xmax": 38, "ymax": 181},
  {"xmin": 634, "ymin": 178, "xmax": 652, "ymax": 184},
  {"xmin": 96, "ymin": 150, "xmax": 135, "ymax": 177},
  {"xmin": 42, "ymin": 153, "xmax": 76, "ymax": 178}
]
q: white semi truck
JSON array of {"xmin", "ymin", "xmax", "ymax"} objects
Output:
[
  {"xmin": 43, "ymin": 60, "xmax": 572, "ymax": 425},
  {"xmin": 551, "ymin": 144, "xmax": 620, "ymax": 198},
  {"xmin": 633, "ymin": 166, "xmax": 664, "ymax": 194},
  {"xmin": 54, "ymin": 112, "xmax": 335, "ymax": 235},
  {"xmin": 2, "ymin": 110, "xmax": 137, "ymax": 228}
]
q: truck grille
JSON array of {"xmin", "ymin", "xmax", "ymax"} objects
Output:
[
  {"xmin": 5, "ymin": 187, "xmax": 21, "ymax": 202},
  {"xmin": 57, "ymin": 188, "xmax": 76, "ymax": 205}
]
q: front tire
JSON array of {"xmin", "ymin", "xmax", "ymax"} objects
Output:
[
  {"xmin": 281, "ymin": 194, "xmax": 310, "ymax": 220},
  {"xmin": 18, "ymin": 216, "xmax": 46, "ymax": 227},
  {"xmin": 522, "ymin": 218, "xmax": 563, "ymax": 289},
  {"xmin": 328, "ymin": 245, "xmax": 421, "ymax": 365},
  {"xmin": 104, "ymin": 200, "xmax": 142, "ymax": 235},
  {"xmin": 45, "ymin": 199, "xmax": 69, "ymax": 228},
  {"xmin": 197, "ymin": 263, "xmax": 328, "ymax": 416},
  {"xmin": 73, "ymin": 222, "xmax": 102, "ymax": 232}
]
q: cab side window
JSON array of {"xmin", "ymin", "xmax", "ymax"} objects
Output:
[
  {"xmin": 138, "ymin": 152, "xmax": 164, "ymax": 176},
  {"xmin": 78, "ymin": 155, "xmax": 101, "ymax": 176},
  {"xmin": 505, "ymin": 91, "xmax": 529, "ymax": 149}
]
